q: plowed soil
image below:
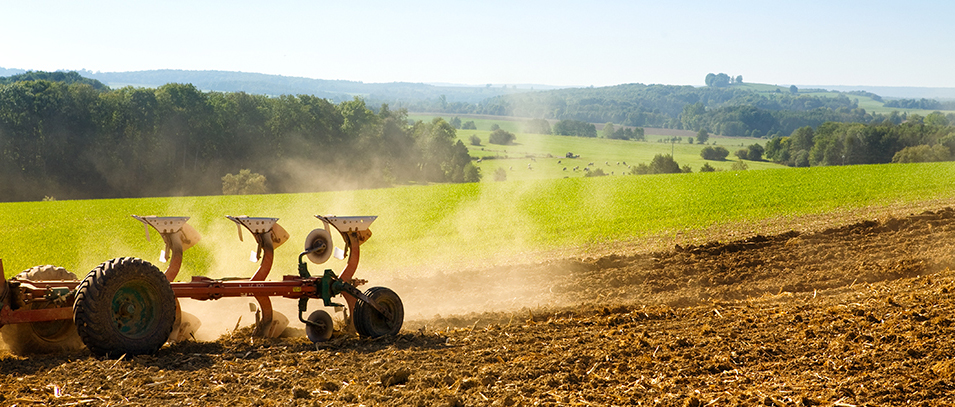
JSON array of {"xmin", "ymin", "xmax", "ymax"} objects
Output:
[{"xmin": 5, "ymin": 207, "xmax": 955, "ymax": 406}]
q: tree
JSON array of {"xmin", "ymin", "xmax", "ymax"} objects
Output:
[
  {"xmin": 736, "ymin": 75, "xmax": 743, "ymax": 84},
  {"xmin": 793, "ymin": 150, "xmax": 810, "ymax": 167},
  {"xmin": 490, "ymin": 123, "xmax": 501, "ymax": 131},
  {"xmin": 925, "ymin": 111, "xmax": 950, "ymax": 127},
  {"xmin": 704, "ymin": 73, "xmax": 735, "ymax": 87},
  {"xmin": 488, "ymin": 129, "xmax": 516, "ymax": 145},
  {"xmin": 892, "ymin": 145, "xmax": 951, "ymax": 163},
  {"xmin": 682, "ymin": 102, "xmax": 706, "ymax": 131},
  {"xmin": 469, "ymin": 134, "xmax": 481, "ymax": 146},
  {"xmin": 789, "ymin": 85, "xmax": 798, "ymax": 94},
  {"xmin": 584, "ymin": 168, "xmax": 607, "ymax": 177},
  {"xmin": 746, "ymin": 143, "xmax": 765, "ymax": 161},
  {"xmin": 412, "ymin": 118, "xmax": 480, "ymax": 183},
  {"xmin": 696, "ymin": 129, "xmax": 709, "ymax": 144},
  {"xmin": 648, "ymin": 154, "xmax": 681, "ymax": 174},
  {"xmin": 609, "ymin": 127, "xmax": 635, "ymax": 140},
  {"xmin": 705, "ymin": 73, "xmax": 731, "ymax": 87},
  {"xmin": 700, "ymin": 163, "xmax": 716, "ymax": 172},
  {"xmin": 763, "ymin": 135, "xmax": 785, "ymax": 162},
  {"xmin": 632, "ymin": 127, "xmax": 645, "ymax": 141},
  {"xmin": 461, "ymin": 121, "xmax": 477, "ymax": 130},
  {"xmin": 601, "ymin": 122, "xmax": 615, "ymax": 138},
  {"xmin": 630, "ymin": 163, "xmax": 650, "ymax": 175},
  {"xmin": 735, "ymin": 149, "xmax": 749, "ymax": 160},
  {"xmin": 523, "ymin": 118, "xmax": 551, "ymax": 134},
  {"xmin": 222, "ymin": 169, "xmax": 267, "ymax": 195},
  {"xmin": 553, "ymin": 119, "xmax": 597, "ymax": 138},
  {"xmin": 449, "ymin": 116, "xmax": 462, "ymax": 129},
  {"xmin": 493, "ymin": 167, "xmax": 507, "ymax": 181},
  {"xmin": 789, "ymin": 126, "xmax": 814, "ymax": 154},
  {"xmin": 730, "ymin": 160, "xmax": 749, "ymax": 171},
  {"xmin": 463, "ymin": 162, "xmax": 481, "ymax": 182},
  {"xmin": 700, "ymin": 146, "xmax": 730, "ymax": 160}
]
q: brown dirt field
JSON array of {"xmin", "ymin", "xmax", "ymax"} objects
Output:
[{"xmin": 5, "ymin": 207, "xmax": 955, "ymax": 406}]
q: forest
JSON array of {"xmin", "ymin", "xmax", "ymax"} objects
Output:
[
  {"xmin": 384, "ymin": 82, "xmax": 912, "ymax": 138},
  {"xmin": 763, "ymin": 114, "xmax": 955, "ymax": 167},
  {"xmin": 883, "ymin": 97, "xmax": 955, "ymax": 110},
  {"xmin": 0, "ymin": 75, "xmax": 478, "ymax": 202}
]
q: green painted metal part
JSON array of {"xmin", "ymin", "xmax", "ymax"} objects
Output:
[
  {"xmin": 298, "ymin": 260, "xmax": 311, "ymax": 278},
  {"xmin": 110, "ymin": 281, "xmax": 160, "ymax": 339},
  {"xmin": 45, "ymin": 287, "xmax": 72, "ymax": 304},
  {"xmin": 321, "ymin": 269, "xmax": 345, "ymax": 308}
]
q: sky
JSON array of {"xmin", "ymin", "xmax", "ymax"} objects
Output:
[{"xmin": 2, "ymin": 0, "xmax": 954, "ymax": 88}]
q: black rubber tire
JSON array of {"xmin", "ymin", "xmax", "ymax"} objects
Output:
[
  {"xmin": 353, "ymin": 287, "xmax": 403, "ymax": 338},
  {"xmin": 73, "ymin": 257, "xmax": 176, "ymax": 357},
  {"xmin": 1, "ymin": 308, "xmax": 86, "ymax": 355},
  {"xmin": 0, "ymin": 265, "xmax": 84, "ymax": 355},
  {"xmin": 304, "ymin": 310, "xmax": 334, "ymax": 343},
  {"xmin": 15, "ymin": 265, "xmax": 77, "ymax": 281}
]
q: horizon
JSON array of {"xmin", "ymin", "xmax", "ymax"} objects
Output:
[
  {"xmin": 5, "ymin": 67, "xmax": 955, "ymax": 94},
  {"xmin": 2, "ymin": 1, "xmax": 954, "ymax": 89}
]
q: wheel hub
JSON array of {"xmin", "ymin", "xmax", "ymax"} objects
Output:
[{"xmin": 111, "ymin": 282, "xmax": 157, "ymax": 338}]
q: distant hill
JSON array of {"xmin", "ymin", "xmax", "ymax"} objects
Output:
[
  {"xmin": 0, "ymin": 68, "xmax": 26, "ymax": 77},
  {"xmin": 804, "ymin": 85, "xmax": 955, "ymax": 100},
  {"xmin": 75, "ymin": 69, "xmax": 549, "ymax": 104},
  {"xmin": 0, "ymin": 71, "xmax": 108, "ymax": 89}
]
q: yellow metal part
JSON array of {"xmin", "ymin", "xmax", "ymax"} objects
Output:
[
  {"xmin": 180, "ymin": 223, "xmax": 202, "ymax": 251},
  {"xmin": 270, "ymin": 222, "xmax": 290, "ymax": 249}
]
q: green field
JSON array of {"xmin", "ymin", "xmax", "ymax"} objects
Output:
[
  {"xmin": 410, "ymin": 114, "xmax": 779, "ymax": 182},
  {"xmin": 4, "ymin": 162, "xmax": 955, "ymax": 281},
  {"xmin": 461, "ymin": 131, "xmax": 780, "ymax": 182}
]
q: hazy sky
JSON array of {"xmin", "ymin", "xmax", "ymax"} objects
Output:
[{"xmin": 3, "ymin": 0, "xmax": 954, "ymax": 88}]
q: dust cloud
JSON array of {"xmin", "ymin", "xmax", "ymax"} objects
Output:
[
  {"xmin": 130, "ymin": 160, "xmax": 591, "ymax": 340},
  {"xmin": 177, "ymin": 297, "xmax": 338, "ymax": 342},
  {"xmin": 58, "ymin": 137, "xmax": 614, "ymax": 341}
]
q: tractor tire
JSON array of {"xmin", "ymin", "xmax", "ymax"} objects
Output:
[
  {"xmin": 353, "ymin": 287, "xmax": 403, "ymax": 338},
  {"xmin": 0, "ymin": 266, "xmax": 85, "ymax": 355},
  {"xmin": 305, "ymin": 310, "xmax": 334, "ymax": 343},
  {"xmin": 73, "ymin": 257, "xmax": 176, "ymax": 357},
  {"xmin": 15, "ymin": 265, "xmax": 78, "ymax": 281}
]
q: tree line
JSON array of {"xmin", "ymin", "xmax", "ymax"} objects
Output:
[
  {"xmin": 883, "ymin": 98, "xmax": 955, "ymax": 111},
  {"xmin": 0, "ymin": 76, "xmax": 478, "ymax": 202},
  {"xmin": 379, "ymin": 81, "xmax": 912, "ymax": 138},
  {"xmin": 679, "ymin": 102, "xmax": 876, "ymax": 138},
  {"xmin": 763, "ymin": 113, "xmax": 955, "ymax": 167}
]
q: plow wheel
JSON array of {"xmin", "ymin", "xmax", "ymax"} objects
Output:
[
  {"xmin": 305, "ymin": 310, "xmax": 334, "ymax": 343},
  {"xmin": 354, "ymin": 287, "xmax": 404, "ymax": 338},
  {"xmin": 0, "ymin": 266, "xmax": 85, "ymax": 355},
  {"xmin": 73, "ymin": 257, "xmax": 176, "ymax": 357}
]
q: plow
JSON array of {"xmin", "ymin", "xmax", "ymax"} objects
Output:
[{"xmin": 0, "ymin": 214, "xmax": 403, "ymax": 357}]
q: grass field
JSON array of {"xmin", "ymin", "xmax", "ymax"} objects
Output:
[
  {"xmin": 409, "ymin": 114, "xmax": 779, "ymax": 182},
  {"xmin": 4, "ymin": 162, "xmax": 955, "ymax": 281},
  {"xmin": 461, "ymin": 130, "xmax": 780, "ymax": 182}
]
